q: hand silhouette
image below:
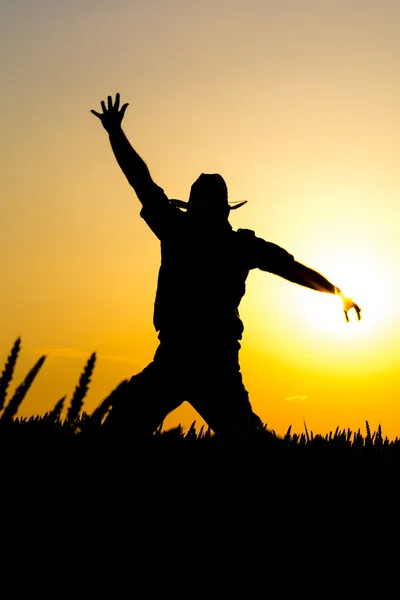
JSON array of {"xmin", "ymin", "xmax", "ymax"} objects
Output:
[
  {"xmin": 91, "ymin": 93, "xmax": 129, "ymax": 132},
  {"xmin": 339, "ymin": 291, "xmax": 362, "ymax": 322}
]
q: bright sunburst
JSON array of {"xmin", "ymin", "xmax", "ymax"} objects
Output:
[
  {"xmin": 300, "ymin": 247, "xmax": 394, "ymax": 339},
  {"xmin": 248, "ymin": 241, "xmax": 398, "ymax": 376}
]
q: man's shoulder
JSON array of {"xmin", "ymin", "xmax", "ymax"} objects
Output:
[
  {"xmin": 139, "ymin": 186, "xmax": 184, "ymax": 238},
  {"xmin": 232, "ymin": 228, "xmax": 292, "ymax": 261},
  {"xmin": 234, "ymin": 228, "xmax": 257, "ymax": 242}
]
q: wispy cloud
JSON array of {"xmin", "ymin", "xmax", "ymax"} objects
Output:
[
  {"xmin": 31, "ymin": 347, "xmax": 141, "ymax": 368},
  {"xmin": 33, "ymin": 347, "xmax": 91, "ymax": 360},
  {"xmin": 285, "ymin": 394, "xmax": 308, "ymax": 402},
  {"xmin": 97, "ymin": 354, "xmax": 141, "ymax": 367}
]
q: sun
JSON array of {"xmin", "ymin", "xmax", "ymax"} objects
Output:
[
  {"xmin": 247, "ymin": 239, "xmax": 398, "ymax": 376},
  {"xmin": 276, "ymin": 241, "xmax": 400, "ymax": 375},
  {"xmin": 299, "ymin": 247, "xmax": 394, "ymax": 339}
]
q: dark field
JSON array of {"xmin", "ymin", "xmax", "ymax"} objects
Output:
[{"xmin": 1, "ymin": 337, "xmax": 398, "ymax": 515}]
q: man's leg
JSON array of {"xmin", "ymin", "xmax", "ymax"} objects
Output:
[
  {"xmin": 189, "ymin": 374, "xmax": 262, "ymax": 440},
  {"xmin": 102, "ymin": 346, "xmax": 185, "ymax": 441},
  {"xmin": 187, "ymin": 341, "xmax": 264, "ymax": 441}
]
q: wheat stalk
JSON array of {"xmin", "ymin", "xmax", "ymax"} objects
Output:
[
  {"xmin": 46, "ymin": 395, "xmax": 66, "ymax": 423},
  {"xmin": 0, "ymin": 355, "xmax": 46, "ymax": 423},
  {"xmin": 67, "ymin": 352, "xmax": 96, "ymax": 429},
  {"xmin": 365, "ymin": 420, "xmax": 372, "ymax": 445},
  {"xmin": 0, "ymin": 337, "xmax": 22, "ymax": 412},
  {"xmin": 81, "ymin": 379, "xmax": 129, "ymax": 434},
  {"xmin": 304, "ymin": 420, "xmax": 310, "ymax": 442},
  {"xmin": 284, "ymin": 425, "xmax": 292, "ymax": 442}
]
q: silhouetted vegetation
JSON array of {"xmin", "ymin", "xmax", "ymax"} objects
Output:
[{"xmin": 1, "ymin": 337, "xmax": 400, "ymax": 480}]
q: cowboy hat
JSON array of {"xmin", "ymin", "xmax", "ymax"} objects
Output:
[
  {"xmin": 169, "ymin": 173, "xmax": 247, "ymax": 211},
  {"xmin": 169, "ymin": 198, "xmax": 247, "ymax": 210}
]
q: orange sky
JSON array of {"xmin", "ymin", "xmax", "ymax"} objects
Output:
[{"xmin": 1, "ymin": 0, "xmax": 400, "ymax": 438}]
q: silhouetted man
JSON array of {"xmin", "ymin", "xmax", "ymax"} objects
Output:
[{"xmin": 91, "ymin": 93, "xmax": 361, "ymax": 442}]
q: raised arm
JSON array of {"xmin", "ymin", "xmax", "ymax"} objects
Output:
[{"xmin": 91, "ymin": 93, "xmax": 156, "ymax": 204}]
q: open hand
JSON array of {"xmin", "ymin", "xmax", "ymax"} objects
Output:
[
  {"xmin": 91, "ymin": 93, "xmax": 128, "ymax": 133},
  {"xmin": 339, "ymin": 292, "xmax": 362, "ymax": 322}
]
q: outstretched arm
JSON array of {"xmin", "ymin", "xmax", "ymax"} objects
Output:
[
  {"xmin": 282, "ymin": 260, "xmax": 362, "ymax": 322},
  {"xmin": 91, "ymin": 93, "xmax": 156, "ymax": 203},
  {"xmin": 252, "ymin": 236, "xmax": 362, "ymax": 322}
]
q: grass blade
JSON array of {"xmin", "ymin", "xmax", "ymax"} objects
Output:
[
  {"xmin": 46, "ymin": 395, "xmax": 67, "ymax": 423},
  {"xmin": 0, "ymin": 337, "xmax": 21, "ymax": 412},
  {"xmin": 0, "ymin": 355, "xmax": 46, "ymax": 423},
  {"xmin": 67, "ymin": 352, "xmax": 96, "ymax": 428}
]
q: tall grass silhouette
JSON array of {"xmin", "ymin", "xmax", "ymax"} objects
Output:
[
  {"xmin": 0, "ymin": 339, "xmax": 46, "ymax": 424},
  {"xmin": 0, "ymin": 336, "xmax": 21, "ymax": 413},
  {"xmin": 66, "ymin": 352, "xmax": 96, "ymax": 432},
  {"xmin": 45, "ymin": 395, "xmax": 66, "ymax": 423},
  {"xmin": 0, "ymin": 335, "xmax": 399, "ymax": 470}
]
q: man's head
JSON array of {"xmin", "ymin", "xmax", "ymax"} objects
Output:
[
  {"xmin": 187, "ymin": 173, "xmax": 230, "ymax": 219},
  {"xmin": 168, "ymin": 174, "xmax": 247, "ymax": 220}
]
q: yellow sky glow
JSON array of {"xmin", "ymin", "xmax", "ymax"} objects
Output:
[{"xmin": 1, "ymin": 0, "xmax": 400, "ymax": 439}]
